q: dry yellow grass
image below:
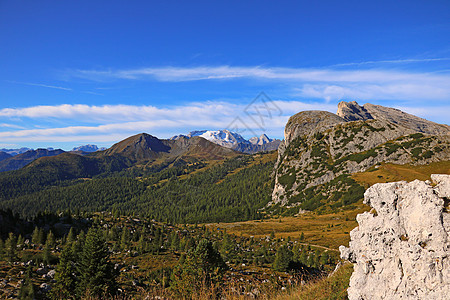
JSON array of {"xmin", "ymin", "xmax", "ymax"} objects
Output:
[
  {"xmin": 206, "ymin": 204, "xmax": 369, "ymax": 250},
  {"xmin": 352, "ymin": 160, "xmax": 450, "ymax": 188},
  {"xmin": 274, "ymin": 262, "xmax": 353, "ymax": 300}
]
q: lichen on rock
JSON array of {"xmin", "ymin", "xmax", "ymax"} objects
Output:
[{"xmin": 340, "ymin": 174, "xmax": 450, "ymax": 300}]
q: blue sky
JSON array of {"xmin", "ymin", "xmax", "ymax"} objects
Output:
[{"xmin": 0, "ymin": 0, "xmax": 449, "ymax": 150}]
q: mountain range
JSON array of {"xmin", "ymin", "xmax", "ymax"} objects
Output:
[
  {"xmin": 171, "ymin": 129, "xmax": 281, "ymax": 153},
  {"xmin": 0, "ymin": 131, "xmax": 280, "ymax": 172},
  {"xmin": 0, "ymin": 149, "xmax": 65, "ymax": 172}
]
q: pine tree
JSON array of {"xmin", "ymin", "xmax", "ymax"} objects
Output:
[
  {"xmin": 171, "ymin": 239, "xmax": 227, "ymax": 297},
  {"xmin": 31, "ymin": 227, "xmax": 40, "ymax": 245},
  {"xmin": 220, "ymin": 233, "xmax": 235, "ymax": 261},
  {"xmin": 171, "ymin": 232, "xmax": 180, "ymax": 251},
  {"xmin": 43, "ymin": 241, "xmax": 52, "ymax": 265},
  {"xmin": 17, "ymin": 235, "xmax": 24, "ymax": 248},
  {"xmin": 0, "ymin": 239, "xmax": 4, "ymax": 260},
  {"xmin": 46, "ymin": 230, "xmax": 56, "ymax": 249},
  {"xmin": 76, "ymin": 228, "xmax": 117, "ymax": 298},
  {"xmin": 18, "ymin": 266, "xmax": 35, "ymax": 300},
  {"xmin": 299, "ymin": 251, "xmax": 307, "ymax": 266},
  {"xmin": 319, "ymin": 251, "xmax": 329, "ymax": 266},
  {"xmin": 51, "ymin": 244, "xmax": 77, "ymax": 299},
  {"xmin": 66, "ymin": 227, "xmax": 76, "ymax": 244},
  {"xmin": 38, "ymin": 228, "xmax": 45, "ymax": 245},
  {"xmin": 273, "ymin": 245, "xmax": 293, "ymax": 272},
  {"xmin": 137, "ymin": 234, "xmax": 146, "ymax": 253},
  {"xmin": 4, "ymin": 232, "xmax": 17, "ymax": 263},
  {"xmin": 120, "ymin": 227, "xmax": 130, "ymax": 251}
]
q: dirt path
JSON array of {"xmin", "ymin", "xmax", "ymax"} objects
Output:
[{"xmin": 297, "ymin": 242, "xmax": 339, "ymax": 252}]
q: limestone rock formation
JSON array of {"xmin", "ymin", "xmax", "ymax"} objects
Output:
[
  {"xmin": 337, "ymin": 101, "xmax": 450, "ymax": 135},
  {"xmin": 337, "ymin": 101, "xmax": 374, "ymax": 122},
  {"xmin": 283, "ymin": 110, "xmax": 345, "ymax": 146},
  {"xmin": 340, "ymin": 175, "xmax": 450, "ymax": 300}
]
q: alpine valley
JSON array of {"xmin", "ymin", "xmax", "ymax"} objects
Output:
[{"xmin": 0, "ymin": 101, "xmax": 449, "ymax": 299}]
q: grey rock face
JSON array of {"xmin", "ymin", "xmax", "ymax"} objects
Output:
[
  {"xmin": 284, "ymin": 110, "xmax": 345, "ymax": 145},
  {"xmin": 364, "ymin": 103, "xmax": 450, "ymax": 135},
  {"xmin": 340, "ymin": 175, "xmax": 450, "ymax": 300},
  {"xmin": 337, "ymin": 101, "xmax": 374, "ymax": 121},
  {"xmin": 337, "ymin": 101, "xmax": 450, "ymax": 135}
]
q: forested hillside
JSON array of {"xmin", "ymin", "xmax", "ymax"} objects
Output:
[{"xmin": 0, "ymin": 152, "xmax": 276, "ymax": 223}]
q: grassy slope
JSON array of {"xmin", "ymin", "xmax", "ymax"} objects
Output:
[
  {"xmin": 352, "ymin": 160, "xmax": 450, "ymax": 187},
  {"xmin": 206, "ymin": 203, "xmax": 368, "ymax": 250},
  {"xmin": 275, "ymin": 263, "xmax": 353, "ymax": 300}
]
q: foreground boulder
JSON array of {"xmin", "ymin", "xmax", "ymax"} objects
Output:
[{"xmin": 340, "ymin": 174, "xmax": 450, "ymax": 300}]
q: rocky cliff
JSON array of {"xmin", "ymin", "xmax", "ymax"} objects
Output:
[
  {"xmin": 270, "ymin": 102, "xmax": 450, "ymax": 212},
  {"xmin": 340, "ymin": 174, "xmax": 450, "ymax": 300}
]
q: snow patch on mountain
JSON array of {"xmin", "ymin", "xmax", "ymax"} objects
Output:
[{"xmin": 72, "ymin": 144, "xmax": 107, "ymax": 152}]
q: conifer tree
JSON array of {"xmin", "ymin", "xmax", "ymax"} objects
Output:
[
  {"xmin": 18, "ymin": 266, "xmax": 35, "ymax": 300},
  {"xmin": 120, "ymin": 228, "xmax": 130, "ymax": 251},
  {"xmin": 0, "ymin": 239, "xmax": 4, "ymax": 260},
  {"xmin": 17, "ymin": 235, "xmax": 24, "ymax": 248},
  {"xmin": 4, "ymin": 232, "xmax": 17, "ymax": 263},
  {"xmin": 171, "ymin": 239, "xmax": 227, "ymax": 297},
  {"xmin": 137, "ymin": 233, "xmax": 146, "ymax": 253},
  {"xmin": 38, "ymin": 228, "xmax": 45, "ymax": 245},
  {"xmin": 46, "ymin": 230, "xmax": 56, "ymax": 249},
  {"xmin": 171, "ymin": 232, "xmax": 180, "ymax": 251},
  {"xmin": 66, "ymin": 227, "xmax": 76, "ymax": 245},
  {"xmin": 51, "ymin": 244, "xmax": 77, "ymax": 299},
  {"xmin": 299, "ymin": 250, "xmax": 307, "ymax": 266},
  {"xmin": 31, "ymin": 227, "xmax": 40, "ymax": 245},
  {"xmin": 273, "ymin": 244, "xmax": 293, "ymax": 272},
  {"xmin": 76, "ymin": 228, "xmax": 117, "ymax": 298},
  {"xmin": 43, "ymin": 241, "xmax": 52, "ymax": 265}
]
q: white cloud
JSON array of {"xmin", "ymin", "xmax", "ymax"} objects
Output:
[
  {"xmin": 68, "ymin": 65, "xmax": 450, "ymax": 103},
  {"xmin": 1, "ymin": 99, "xmax": 448, "ymax": 147},
  {"xmin": 0, "ymin": 100, "xmax": 331, "ymax": 143}
]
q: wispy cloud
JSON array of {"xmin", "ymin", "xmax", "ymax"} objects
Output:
[
  {"xmin": 68, "ymin": 65, "xmax": 450, "ymax": 102},
  {"xmin": 0, "ymin": 123, "xmax": 25, "ymax": 129},
  {"xmin": 330, "ymin": 58, "xmax": 450, "ymax": 67},
  {"xmin": 8, "ymin": 80, "xmax": 73, "ymax": 91}
]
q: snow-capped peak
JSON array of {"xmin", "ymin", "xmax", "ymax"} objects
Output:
[{"xmin": 187, "ymin": 130, "xmax": 248, "ymax": 148}]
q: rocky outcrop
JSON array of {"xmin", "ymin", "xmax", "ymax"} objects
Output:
[
  {"xmin": 284, "ymin": 111, "xmax": 345, "ymax": 146},
  {"xmin": 340, "ymin": 175, "xmax": 450, "ymax": 300},
  {"xmin": 337, "ymin": 101, "xmax": 374, "ymax": 122},
  {"xmin": 337, "ymin": 101, "xmax": 450, "ymax": 135}
]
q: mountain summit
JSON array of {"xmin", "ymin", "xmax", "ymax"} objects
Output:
[
  {"xmin": 171, "ymin": 130, "xmax": 281, "ymax": 154},
  {"xmin": 337, "ymin": 101, "xmax": 450, "ymax": 135}
]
